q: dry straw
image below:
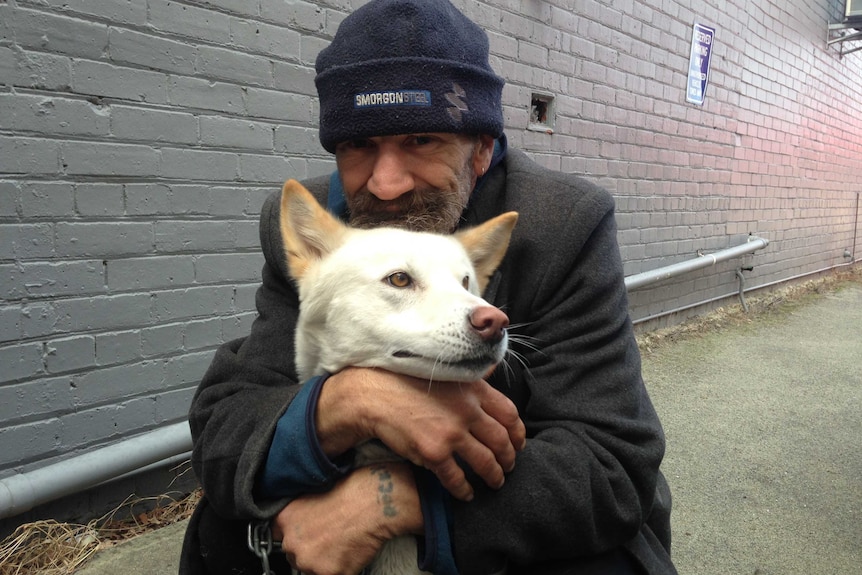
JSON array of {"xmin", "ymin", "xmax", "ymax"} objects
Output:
[
  {"xmin": 0, "ymin": 489, "xmax": 200, "ymax": 575},
  {"xmin": 0, "ymin": 520, "xmax": 99, "ymax": 575}
]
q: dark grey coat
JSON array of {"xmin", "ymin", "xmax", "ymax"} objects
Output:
[{"xmin": 186, "ymin": 148, "xmax": 676, "ymax": 574}]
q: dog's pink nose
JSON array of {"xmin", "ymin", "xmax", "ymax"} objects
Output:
[{"xmin": 470, "ymin": 305, "xmax": 510, "ymax": 343}]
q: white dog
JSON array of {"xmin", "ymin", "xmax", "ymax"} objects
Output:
[{"xmin": 278, "ymin": 179, "xmax": 518, "ymax": 575}]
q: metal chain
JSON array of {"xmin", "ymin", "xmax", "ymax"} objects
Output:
[
  {"xmin": 247, "ymin": 521, "xmax": 288, "ymax": 575},
  {"xmin": 246, "ymin": 520, "xmax": 370, "ymax": 575}
]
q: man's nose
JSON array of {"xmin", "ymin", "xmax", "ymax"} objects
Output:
[{"xmin": 367, "ymin": 148, "xmax": 414, "ymax": 201}]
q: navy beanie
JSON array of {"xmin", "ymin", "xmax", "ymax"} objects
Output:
[{"xmin": 314, "ymin": 0, "xmax": 505, "ymax": 153}]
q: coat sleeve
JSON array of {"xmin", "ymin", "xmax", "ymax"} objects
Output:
[
  {"xmin": 451, "ymin": 176, "xmax": 668, "ymax": 572},
  {"xmin": 188, "ymin": 190, "xmax": 305, "ymax": 520}
]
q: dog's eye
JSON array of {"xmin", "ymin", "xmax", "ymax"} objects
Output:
[
  {"xmin": 386, "ymin": 271, "xmax": 413, "ymax": 288},
  {"xmin": 462, "ymin": 275, "xmax": 470, "ymax": 290}
]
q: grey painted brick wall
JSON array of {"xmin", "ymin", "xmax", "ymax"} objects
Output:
[
  {"xmin": 1, "ymin": 0, "xmax": 861, "ymax": 521},
  {"xmin": 0, "ymin": 0, "xmax": 338, "ymax": 485}
]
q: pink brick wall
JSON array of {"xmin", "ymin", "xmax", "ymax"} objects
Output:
[{"xmin": 477, "ymin": 0, "xmax": 862, "ymax": 325}]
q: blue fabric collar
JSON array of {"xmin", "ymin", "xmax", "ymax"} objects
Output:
[{"xmin": 326, "ymin": 171, "xmax": 348, "ymax": 220}]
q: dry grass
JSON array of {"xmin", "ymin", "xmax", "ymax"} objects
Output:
[
  {"xmin": 95, "ymin": 489, "xmax": 201, "ymax": 546},
  {"xmin": 0, "ymin": 486, "xmax": 201, "ymax": 575},
  {"xmin": 0, "ymin": 521, "xmax": 100, "ymax": 575},
  {"xmin": 637, "ymin": 264, "xmax": 862, "ymax": 356}
]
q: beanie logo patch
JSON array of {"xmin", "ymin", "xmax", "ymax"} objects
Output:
[
  {"xmin": 445, "ymin": 83, "xmax": 468, "ymax": 123},
  {"xmin": 354, "ymin": 90, "xmax": 432, "ymax": 108}
]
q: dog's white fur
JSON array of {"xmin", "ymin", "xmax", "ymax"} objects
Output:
[{"xmin": 279, "ymin": 180, "xmax": 517, "ymax": 575}]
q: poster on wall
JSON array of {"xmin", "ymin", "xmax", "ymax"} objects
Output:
[{"xmin": 686, "ymin": 22, "xmax": 715, "ymax": 105}]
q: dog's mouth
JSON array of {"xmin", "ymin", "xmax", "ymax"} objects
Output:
[
  {"xmin": 393, "ymin": 350, "xmax": 420, "ymax": 359},
  {"xmin": 392, "ymin": 350, "xmax": 500, "ymax": 372}
]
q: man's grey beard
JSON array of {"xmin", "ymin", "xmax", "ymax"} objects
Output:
[{"xmin": 346, "ymin": 159, "xmax": 474, "ymax": 234}]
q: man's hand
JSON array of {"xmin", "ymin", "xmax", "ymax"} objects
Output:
[
  {"xmin": 272, "ymin": 462, "xmax": 422, "ymax": 575},
  {"xmin": 316, "ymin": 367, "xmax": 527, "ymax": 501}
]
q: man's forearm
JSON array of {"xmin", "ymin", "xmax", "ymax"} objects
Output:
[{"xmin": 272, "ymin": 462, "xmax": 424, "ymax": 573}]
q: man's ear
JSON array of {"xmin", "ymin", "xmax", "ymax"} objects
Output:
[
  {"xmin": 456, "ymin": 211, "xmax": 518, "ymax": 293},
  {"xmin": 471, "ymin": 134, "xmax": 496, "ymax": 176},
  {"xmin": 279, "ymin": 180, "xmax": 348, "ymax": 280}
]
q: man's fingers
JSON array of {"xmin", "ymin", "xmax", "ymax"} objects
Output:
[
  {"xmin": 415, "ymin": 380, "xmax": 524, "ymax": 496},
  {"xmin": 480, "ymin": 384, "xmax": 527, "ymax": 451},
  {"xmin": 457, "ymin": 437, "xmax": 506, "ymax": 489},
  {"xmin": 470, "ymin": 416, "xmax": 518, "ymax": 474},
  {"xmin": 432, "ymin": 459, "xmax": 474, "ymax": 501}
]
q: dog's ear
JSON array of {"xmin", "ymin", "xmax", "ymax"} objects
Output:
[
  {"xmin": 456, "ymin": 211, "xmax": 518, "ymax": 293},
  {"xmin": 279, "ymin": 179, "xmax": 348, "ymax": 280}
]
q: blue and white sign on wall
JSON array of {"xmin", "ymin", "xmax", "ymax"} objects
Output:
[{"xmin": 686, "ymin": 22, "xmax": 715, "ymax": 105}]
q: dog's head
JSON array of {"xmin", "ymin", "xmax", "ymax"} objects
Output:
[{"xmin": 279, "ymin": 179, "xmax": 518, "ymax": 383}]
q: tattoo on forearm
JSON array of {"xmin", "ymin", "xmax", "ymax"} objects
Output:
[{"xmin": 370, "ymin": 466, "xmax": 397, "ymax": 517}]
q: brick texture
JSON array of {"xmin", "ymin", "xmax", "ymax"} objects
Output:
[{"xmin": 1, "ymin": 0, "xmax": 861, "ymax": 519}]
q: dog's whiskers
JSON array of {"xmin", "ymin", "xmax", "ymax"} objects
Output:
[
  {"xmin": 506, "ymin": 322, "xmax": 545, "ymax": 355},
  {"xmin": 496, "ymin": 325, "xmax": 542, "ymax": 388},
  {"xmin": 500, "ymin": 348, "xmax": 537, "ymax": 388},
  {"xmin": 507, "ymin": 335, "xmax": 544, "ymax": 356},
  {"xmin": 426, "ymin": 352, "xmax": 451, "ymax": 392}
]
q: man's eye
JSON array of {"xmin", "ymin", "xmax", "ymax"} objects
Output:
[
  {"xmin": 385, "ymin": 271, "xmax": 413, "ymax": 288},
  {"xmin": 407, "ymin": 134, "xmax": 435, "ymax": 146},
  {"xmin": 338, "ymin": 138, "xmax": 371, "ymax": 151}
]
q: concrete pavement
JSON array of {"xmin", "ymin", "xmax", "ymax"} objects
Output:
[
  {"xmin": 74, "ymin": 279, "xmax": 862, "ymax": 575},
  {"xmin": 75, "ymin": 519, "xmax": 189, "ymax": 574},
  {"xmin": 643, "ymin": 280, "xmax": 861, "ymax": 574}
]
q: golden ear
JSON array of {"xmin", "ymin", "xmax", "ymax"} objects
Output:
[
  {"xmin": 279, "ymin": 180, "xmax": 347, "ymax": 280},
  {"xmin": 455, "ymin": 212, "xmax": 518, "ymax": 293}
]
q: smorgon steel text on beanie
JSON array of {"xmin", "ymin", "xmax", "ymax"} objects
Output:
[{"xmin": 314, "ymin": 0, "xmax": 505, "ymax": 153}]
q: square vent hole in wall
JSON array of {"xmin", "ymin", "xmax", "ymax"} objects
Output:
[{"xmin": 529, "ymin": 93, "xmax": 555, "ymax": 133}]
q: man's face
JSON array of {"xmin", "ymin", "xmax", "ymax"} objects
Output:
[{"xmin": 335, "ymin": 133, "xmax": 494, "ymax": 234}]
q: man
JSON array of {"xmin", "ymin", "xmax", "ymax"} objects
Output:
[{"xmin": 180, "ymin": 1, "xmax": 677, "ymax": 574}]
